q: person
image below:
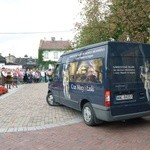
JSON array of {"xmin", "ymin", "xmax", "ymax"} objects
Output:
[
  {"xmin": 44, "ymin": 71, "xmax": 48, "ymax": 82},
  {"xmin": 34, "ymin": 70, "xmax": 41, "ymax": 83},
  {"xmin": 41, "ymin": 70, "xmax": 45, "ymax": 82},
  {"xmin": 12, "ymin": 70, "xmax": 18, "ymax": 88},
  {"xmin": 1, "ymin": 67, "xmax": 7, "ymax": 86},
  {"xmin": 27, "ymin": 71, "xmax": 33, "ymax": 83},
  {"xmin": 5, "ymin": 69, "xmax": 13, "ymax": 89},
  {"xmin": 47, "ymin": 69, "xmax": 53, "ymax": 82},
  {"xmin": 23, "ymin": 70, "xmax": 28, "ymax": 83}
]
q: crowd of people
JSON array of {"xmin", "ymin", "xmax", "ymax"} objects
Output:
[{"xmin": 0, "ymin": 67, "xmax": 53, "ymax": 89}]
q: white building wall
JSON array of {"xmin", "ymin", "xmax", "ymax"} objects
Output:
[{"xmin": 42, "ymin": 50, "xmax": 65, "ymax": 62}]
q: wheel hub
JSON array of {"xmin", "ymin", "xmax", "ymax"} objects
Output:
[{"xmin": 84, "ymin": 107, "xmax": 92, "ymax": 122}]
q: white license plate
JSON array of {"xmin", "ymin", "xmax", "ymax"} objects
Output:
[{"xmin": 116, "ymin": 94, "xmax": 133, "ymax": 101}]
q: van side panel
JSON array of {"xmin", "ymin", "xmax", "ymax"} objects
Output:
[{"xmin": 60, "ymin": 45, "xmax": 107, "ymax": 110}]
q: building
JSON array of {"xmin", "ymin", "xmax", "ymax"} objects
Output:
[
  {"xmin": 4, "ymin": 54, "xmax": 37, "ymax": 69},
  {"xmin": 0, "ymin": 54, "xmax": 6, "ymax": 68},
  {"xmin": 38, "ymin": 37, "xmax": 72, "ymax": 69},
  {"xmin": 15, "ymin": 57, "xmax": 38, "ymax": 69}
]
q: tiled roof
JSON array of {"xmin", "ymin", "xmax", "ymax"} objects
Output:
[
  {"xmin": 15, "ymin": 58, "xmax": 26, "ymax": 65},
  {"xmin": 39, "ymin": 40, "xmax": 71, "ymax": 50}
]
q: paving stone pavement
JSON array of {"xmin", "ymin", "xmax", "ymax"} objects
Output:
[
  {"xmin": 0, "ymin": 83, "xmax": 150, "ymax": 150},
  {"xmin": 0, "ymin": 83, "xmax": 82, "ymax": 133}
]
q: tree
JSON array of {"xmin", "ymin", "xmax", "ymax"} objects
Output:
[
  {"xmin": 108, "ymin": 0, "xmax": 150, "ymax": 42},
  {"xmin": 74, "ymin": 0, "xmax": 150, "ymax": 46},
  {"xmin": 74, "ymin": 0, "xmax": 111, "ymax": 48}
]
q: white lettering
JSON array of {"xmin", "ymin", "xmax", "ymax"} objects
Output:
[{"xmin": 71, "ymin": 84, "xmax": 76, "ymax": 90}]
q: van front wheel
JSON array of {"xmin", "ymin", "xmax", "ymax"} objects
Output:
[
  {"xmin": 82, "ymin": 102, "xmax": 97, "ymax": 126},
  {"xmin": 46, "ymin": 93, "xmax": 59, "ymax": 106}
]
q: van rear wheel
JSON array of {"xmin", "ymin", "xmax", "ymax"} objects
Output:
[
  {"xmin": 82, "ymin": 102, "xmax": 97, "ymax": 126},
  {"xmin": 46, "ymin": 93, "xmax": 59, "ymax": 106}
]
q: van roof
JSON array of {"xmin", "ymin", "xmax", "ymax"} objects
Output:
[
  {"xmin": 61, "ymin": 41, "xmax": 148, "ymax": 57},
  {"xmin": 61, "ymin": 41, "xmax": 108, "ymax": 57}
]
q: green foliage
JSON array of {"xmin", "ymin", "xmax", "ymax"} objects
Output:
[
  {"xmin": 38, "ymin": 49, "xmax": 57, "ymax": 69},
  {"xmin": 74, "ymin": 0, "xmax": 150, "ymax": 46},
  {"xmin": 109, "ymin": 0, "xmax": 150, "ymax": 42},
  {"xmin": 74, "ymin": 0, "xmax": 111, "ymax": 48}
]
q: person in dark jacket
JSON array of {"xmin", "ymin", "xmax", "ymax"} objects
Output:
[
  {"xmin": 5, "ymin": 69, "xmax": 13, "ymax": 89},
  {"xmin": 23, "ymin": 70, "xmax": 28, "ymax": 83}
]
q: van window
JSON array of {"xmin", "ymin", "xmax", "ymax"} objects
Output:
[
  {"xmin": 69, "ymin": 58, "xmax": 103, "ymax": 83},
  {"xmin": 53, "ymin": 64, "xmax": 60, "ymax": 80}
]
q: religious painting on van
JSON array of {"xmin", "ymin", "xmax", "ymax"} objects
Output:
[
  {"xmin": 140, "ymin": 60, "xmax": 150, "ymax": 101},
  {"xmin": 62, "ymin": 47, "xmax": 105, "ymax": 99},
  {"xmin": 139, "ymin": 45, "xmax": 150, "ymax": 101},
  {"xmin": 62, "ymin": 61, "xmax": 71, "ymax": 100},
  {"xmin": 68, "ymin": 58, "xmax": 103, "ymax": 92}
]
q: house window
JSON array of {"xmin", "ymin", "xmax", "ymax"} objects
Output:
[
  {"xmin": 54, "ymin": 51, "xmax": 58, "ymax": 59},
  {"xmin": 42, "ymin": 51, "xmax": 49, "ymax": 60},
  {"xmin": 44, "ymin": 51, "xmax": 49, "ymax": 59}
]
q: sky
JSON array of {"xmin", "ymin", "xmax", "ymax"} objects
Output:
[{"xmin": 0, "ymin": 0, "xmax": 81, "ymax": 58}]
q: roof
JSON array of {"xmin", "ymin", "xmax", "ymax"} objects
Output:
[
  {"xmin": 0, "ymin": 55, "xmax": 6, "ymax": 63},
  {"xmin": 62, "ymin": 41, "xmax": 109, "ymax": 57},
  {"xmin": 15, "ymin": 58, "xmax": 37, "ymax": 66},
  {"xmin": 39, "ymin": 39, "xmax": 71, "ymax": 50},
  {"xmin": 6, "ymin": 62, "xmax": 19, "ymax": 65}
]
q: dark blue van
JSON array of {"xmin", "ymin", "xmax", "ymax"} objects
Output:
[{"xmin": 46, "ymin": 41, "xmax": 150, "ymax": 126}]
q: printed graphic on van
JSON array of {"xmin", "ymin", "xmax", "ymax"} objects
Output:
[
  {"xmin": 113, "ymin": 65, "xmax": 136, "ymax": 75},
  {"xmin": 63, "ymin": 62, "xmax": 71, "ymax": 100},
  {"xmin": 62, "ymin": 58, "xmax": 103, "ymax": 98},
  {"xmin": 71, "ymin": 84, "xmax": 95, "ymax": 92},
  {"xmin": 69, "ymin": 58, "xmax": 103, "ymax": 83},
  {"xmin": 140, "ymin": 61, "xmax": 150, "ymax": 101}
]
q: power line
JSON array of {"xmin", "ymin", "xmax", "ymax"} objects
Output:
[{"xmin": 0, "ymin": 29, "xmax": 75, "ymax": 35}]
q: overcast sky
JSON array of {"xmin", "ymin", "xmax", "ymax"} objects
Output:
[{"xmin": 0, "ymin": 0, "xmax": 80, "ymax": 58}]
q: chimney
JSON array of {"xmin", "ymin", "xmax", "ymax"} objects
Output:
[{"xmin": 51, "ymin": 37, "xmax": 55, "ymax": 41}]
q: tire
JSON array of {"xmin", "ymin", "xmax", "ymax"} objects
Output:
[
  {"xmin": 46, "ymin": 93, "xmax": 59, "ymax": 106},
  {"xmin": 82, "ymin": 102, "xmax": 97, "ymax": 126}
]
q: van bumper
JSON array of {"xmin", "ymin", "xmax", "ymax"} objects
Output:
[{"xmin": 92, "ymin": 104, "xmax": 150, "ymax": 122}]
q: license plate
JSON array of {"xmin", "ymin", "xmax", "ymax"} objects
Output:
[{"xmin": 116, "ymin": 94, "xmax": 133, "ymax": 101}]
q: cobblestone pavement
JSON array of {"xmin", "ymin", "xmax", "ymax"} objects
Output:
[
  {"xmin": 0, "ymin": 83, "xmax": 150, "ymax": 150},
  {"xmin": 0, "ymin": 83, "xmax": 82, "ymax": 133},
  {"xmin": 0, "ymin": 117, "xmax": 150, "ymax": 150}
]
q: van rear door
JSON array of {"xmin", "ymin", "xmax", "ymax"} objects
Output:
[{"xmin": 108, "ymin": 42, "xmax": 150, "ymax": 117}]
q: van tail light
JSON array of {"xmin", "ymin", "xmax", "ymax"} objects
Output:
[{"xmin": 105, "ymin": 90, "xmax": 110, "ymax": 107}]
